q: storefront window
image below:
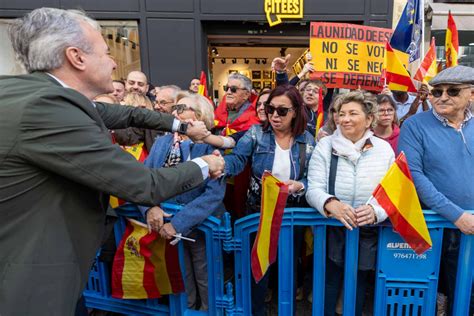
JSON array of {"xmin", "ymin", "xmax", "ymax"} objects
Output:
[{"xmin": 99, "ymin": 21, "xmax": 141, "ymax": 81}]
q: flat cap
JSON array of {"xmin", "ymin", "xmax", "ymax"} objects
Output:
[{"xmin": 429, "ymin": 65, "xmax": 474, "ymax": 86}]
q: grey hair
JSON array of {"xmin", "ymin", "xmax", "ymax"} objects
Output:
[
  {"xmin": 335, "ymin": 90, "xmax": 378, "ymax": 128},
  {"xmin": 228, "ymin": 73, "xmax": 252, "ymax": 91},
  {"xmin": 159, "ymin": 85, "xmax": 181, "ymax": 101},
  {"xmin": 176, "ymin": 91, "xmax": 215, "ymax": 130},
  {"xmin": 8, "ymin": 7, "xmax": 100, "ymax": 73}
]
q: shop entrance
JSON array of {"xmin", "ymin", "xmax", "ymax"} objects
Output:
[{"xmin": 205, "ymin": 21, "xmax": 311, "ymax": 103}]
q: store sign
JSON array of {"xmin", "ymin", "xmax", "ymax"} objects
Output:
[
  {"xmin": 310, "ymin": 22, "xmax": 393, "ymax": 91},
  {"xmin": 265, "ymin": 0, "xmax": 304, "ymax": 27}
]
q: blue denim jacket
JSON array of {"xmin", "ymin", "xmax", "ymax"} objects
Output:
[
  {"xmin": 138, "ymin": 134, "xmax": 226, "ymax": 236},
  {"xmin": 224, "ymin": 125, "xmax": 315, "ymax": 210}
]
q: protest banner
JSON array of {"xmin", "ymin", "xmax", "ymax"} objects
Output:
[{"xmin": 309, "ymin": 22, "xmax": 393, "ymax": 91}]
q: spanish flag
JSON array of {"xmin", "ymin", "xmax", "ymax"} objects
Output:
[
  {"xmin": 213, "ymin": 94, "xmax": 260, "ymax": 134},
  {"xmin": 314, "ymin": 88, "xmax": 324, "ymax": 140},
  {"xmin": 414, "ymin": 37, "xmax": 438, "ymax": 84},
  {"xmin": 198, "ymin": 70, "xmax": 208, "ymax": 97},
  {"xmin": 251, "ymin": 172, "xmax": 289, "ymax": 282},
  {"xmin": 368, "ymin": 152, "xmax": 432, "ymax": 255},
  {"xmin": 383, "ymin": 42, "xmax": 417, "ymax": 93},
  {"xmin": 112, "ymin": 219, "xmax": 184, "ymax": 299},
  {"xmin": 445, "ymin": 11, "xmax": 459, "ymax": 68}
]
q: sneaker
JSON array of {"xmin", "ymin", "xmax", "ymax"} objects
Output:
[{"xmin": 296, "ymin": 287, "xmax": 304, "ymax": 301}]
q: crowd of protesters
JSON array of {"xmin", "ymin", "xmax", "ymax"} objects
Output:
[{"xmin": 0, "ymin": 7, "xmax": 473, "ymax": 316}]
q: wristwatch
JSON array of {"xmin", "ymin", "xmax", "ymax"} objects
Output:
[{"xmin": 177, "ymin": 122, "xmax": 188, "ymax": 135}]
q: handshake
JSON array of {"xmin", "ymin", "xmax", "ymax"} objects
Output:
[{"xmin": 201, "ymin": 150, "xmax": 225, "ymax": 179}]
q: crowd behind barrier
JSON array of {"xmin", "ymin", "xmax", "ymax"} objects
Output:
[{"xmin": 83, "ymin": 204, "xmax": 474, "ymax": 316}]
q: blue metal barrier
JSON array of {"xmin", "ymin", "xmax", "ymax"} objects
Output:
[
  {"xmin": 228, "ymin": 208, "xmax": 473, "ymax": 316},
  {"xmin": 85, "ymin": 206, "xmax": 473, "ymax": 315}
]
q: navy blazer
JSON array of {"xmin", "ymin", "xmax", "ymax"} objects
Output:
[{"xmin": 139, "ymin": 134, "xmax": 226, "ymax": 235}]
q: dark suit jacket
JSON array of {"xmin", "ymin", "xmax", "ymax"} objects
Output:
[{"xmin": 0, "ymin": 72, "xmax": 203, "ymax": 315}]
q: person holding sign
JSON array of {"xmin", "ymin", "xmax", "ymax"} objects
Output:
[
  {"xmin": 306, "ymin": 90, "xmax": 395, "ymax": 316},
  {"xmin": 223, "ymin": 85, "xmax": 315, "ymax": 316}
]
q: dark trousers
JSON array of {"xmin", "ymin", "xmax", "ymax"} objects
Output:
[
  {"xmin": 441, "ymin": 229, "xmax": 474, "ymax": 316},
  {"xmin": 324, "ymin": 259, "xmax": 370, "ymax": 316}
]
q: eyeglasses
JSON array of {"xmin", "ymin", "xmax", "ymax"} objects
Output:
[
  {"xmin": 378, "ymin": 108, "xmax": 395, "ymax": 114},
  {"xmin": 304, "ymin": 87, "xmax": 320, "ymax": 94},
  {"xmin": 430, "ymin": 86, "xmax": 471, "ymax": 98},
  {"xmin": 223, "ymin": 85, "xmax": 247, "ymax": 93},
  {"xmin": 264, "ymin": 104, "xmax": 294, "ymax": 116},
  {"xmin": 172, "ymin": 104, "xmax": 195, "ymax": 114},
  {"xmin": 156, "ymin": 99, "xmax": 174, "ymax": 106}
]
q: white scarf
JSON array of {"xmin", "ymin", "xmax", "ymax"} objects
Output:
[{"xmin": 331, "ymin": 126, "xmax": 373, "ymax": 164}]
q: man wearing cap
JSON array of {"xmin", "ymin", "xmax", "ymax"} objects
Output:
[{"xmin": 398, "ymin": 65, "xmax": 474, "ymax": 314}]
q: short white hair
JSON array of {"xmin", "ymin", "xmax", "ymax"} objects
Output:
[
  {"xmin": 176, "ymin": 92, "xmax": 215, "ymax": 130},
  {"xmin": 8, "ymin": 7, "xmax": 100, "ymax": 73}
]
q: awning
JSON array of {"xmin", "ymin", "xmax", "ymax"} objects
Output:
[{"xmin": 430, "ymin": 3, "xmax": 474, "ymax": 31}]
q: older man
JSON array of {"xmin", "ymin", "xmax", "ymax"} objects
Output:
[
  {"xmin": 125, "ymin": 70, "xmax": 149, "ymax": 95},
  {"xmin": 155, "ymin": 85, "xmax": 180, "ymax": 113},
  {"xmin": 398, "ymin": 65, "xmax": 474, "ymax": 315},
  {"xmin": 0, "ymin": 8, "xmax": 224, "ymax": 315}
]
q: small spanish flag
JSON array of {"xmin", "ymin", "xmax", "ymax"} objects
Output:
[
  {"xmin": 445, "ymin": 11, "xmax": 459, "ymax": 68},
  {"xmin": 112, "ymin": 219, "xmax": 184, "ymax": 299},
  {"xmin": 414, "ymin": 37, "xmax": 438, "ymax": 84},
  {"xmin": 383, "ymin": 42, "xmax": 417, "ymax": 93},
  {"xmin": 251, "ymin": 172, "xmax": 289, "ymax": 282},
  {"xmin": 198, "ymin": 70, "xmax": 208, "ymax": 97},
  {"xmin": 314, "ymin": 88, "xmax": 324, "ymax": 140},
  {"xmin": 368, "ymin": 152, "xmax": 432, "ymax": 255}
]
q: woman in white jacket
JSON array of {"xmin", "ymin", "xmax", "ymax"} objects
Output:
[{"xmin": 306, "ymin": 90, "xmax": 394, "ymax": 316}]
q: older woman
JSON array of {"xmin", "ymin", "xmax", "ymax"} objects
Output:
[
  {"xmin": 373, "ymin": 94, "xmax": 400, "ymax": 152},
  {"xmin": 224, "ymin": 85, "xmax": 315, "ymax": 315},
  {"xmin": 139, "ymin": 92, "xmax": 225, "ymax": 311},
  {"xmin": 306, "ymin": 91, "xmax": 395, "ymax": 316}
]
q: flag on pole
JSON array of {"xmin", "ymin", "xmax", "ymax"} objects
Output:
[
  {"xmin": 389, "ymin": 0, "xmax": 423, "ymax": 66},
  {"xmin": 368, "ymin": 152, "xmax": 432, "ymax": 255},
  {"xmin": 112, "ymin": 219, "xmax": 184, "ymax": 299},
  {"xmin": 251, "ymin": 172, "xmax": 289, "ymax": 282},
  {"xmin": 314, "ymin": 88, "xmax": 324, "ymax": 140},
  {"xmin": 383, "ymin": 42, "xmax": 418, "ymax": 93},
  {"xmin": 414, "ymin": 37, "xmax": 438, "ymax": 84},
  {"xmin": 198, "ymin": 70, "xmax": 208, "ymax": 97},
  {"xmin": 445, "ymin": 11, "xmax": 459, "ymax": 68}
]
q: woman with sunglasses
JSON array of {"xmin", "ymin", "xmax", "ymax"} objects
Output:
[
  {"xmin": 306, "ymin": 90, "xmax": 395, "ymax": 316},
  {"xmin": 223, "ymin": 85, "xmax": 315, "ymax": 315},
  {"xmin": 139, "ymin": 91, "xmax": 226, "ymax": 311},
  {"xmin": 373, "ymin": 94, "xmax": 400, "ymax": 152}
]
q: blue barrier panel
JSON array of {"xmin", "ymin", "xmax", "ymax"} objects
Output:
[
  {"xmin": 230, "ymin": 208, "xmax": 473, "ymax": 316},
  {"xmin": 84, "ymin": 203, "xmax": 229, "ymax": 316}
]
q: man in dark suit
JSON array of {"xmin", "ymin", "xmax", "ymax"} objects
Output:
[{"xmin": 0, "ymin": 7, "xmax": 224, "ymax": 315}]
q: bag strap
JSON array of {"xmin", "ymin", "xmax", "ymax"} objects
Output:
[
  {"xmin": 328, "ymin": 153, "xmax": 338, "ymax": 195},
  {"xmin": 297, "ymin": 142, "xmax": 306, "ymax": 180}
]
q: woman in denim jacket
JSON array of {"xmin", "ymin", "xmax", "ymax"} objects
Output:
[{"xmin": 224, "ymin": 85, "xmax": 315, "ymax": 315}]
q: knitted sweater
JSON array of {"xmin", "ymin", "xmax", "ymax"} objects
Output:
[{"xmin": 398, "ymin": 110, "xmax": 474, "ymax": 223}]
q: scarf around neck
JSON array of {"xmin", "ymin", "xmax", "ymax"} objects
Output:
[{"xmin": 331, "ymin": 126, "xmax": 373, "ymax": 164}]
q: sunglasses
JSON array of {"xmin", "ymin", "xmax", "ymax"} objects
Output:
[
  {"xmin": 172, "ymin": 104, "xmax": 195, "ymax": 114},
  {"xmin": 223, "ymin": 85, "xmax": 247, "ymax": 93},
  {"xmin": 264, "ymin": 104, "xmax": 294, "ymax": 116},
  {"xmin": 431, "ymin": 86, "xmax": 471, "ymax": 98}
]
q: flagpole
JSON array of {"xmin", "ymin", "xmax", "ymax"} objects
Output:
[
  {"xmin": 420, "ymin": 0, "xmax": 425, "ymax": 61},
  {"xmin": 126, "ymin": 217, "xmax": 196, "ymax": 243}
]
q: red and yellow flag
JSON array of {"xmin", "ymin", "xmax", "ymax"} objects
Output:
[
  {"xmin": 414, "ymin": 37, "xmax": 438, "ymax": 84},
  {"xmin": 369, "ymin": 152, "xmax": 432, "ymax": 255},
  {"xmin": 314, "ymin": 88, "xmax": 324, "ymax": 139},
  {"xmin": 445, "ymin": 11, "xmax": 459, "ymax": 68},
  {"xmin": 198, "ymin": 70, "xmax": 208, "ymax": 97},
  {"xmin": 251, "ymin": 172, "xmax": 289, "ymax": 282},
  {"xmin": 112, "ymin": 219, "xmax": 184, "ymax": 299},
  {"xmin": 383, "ymin": 42, "xmax": 417, "ymax": 92}
]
